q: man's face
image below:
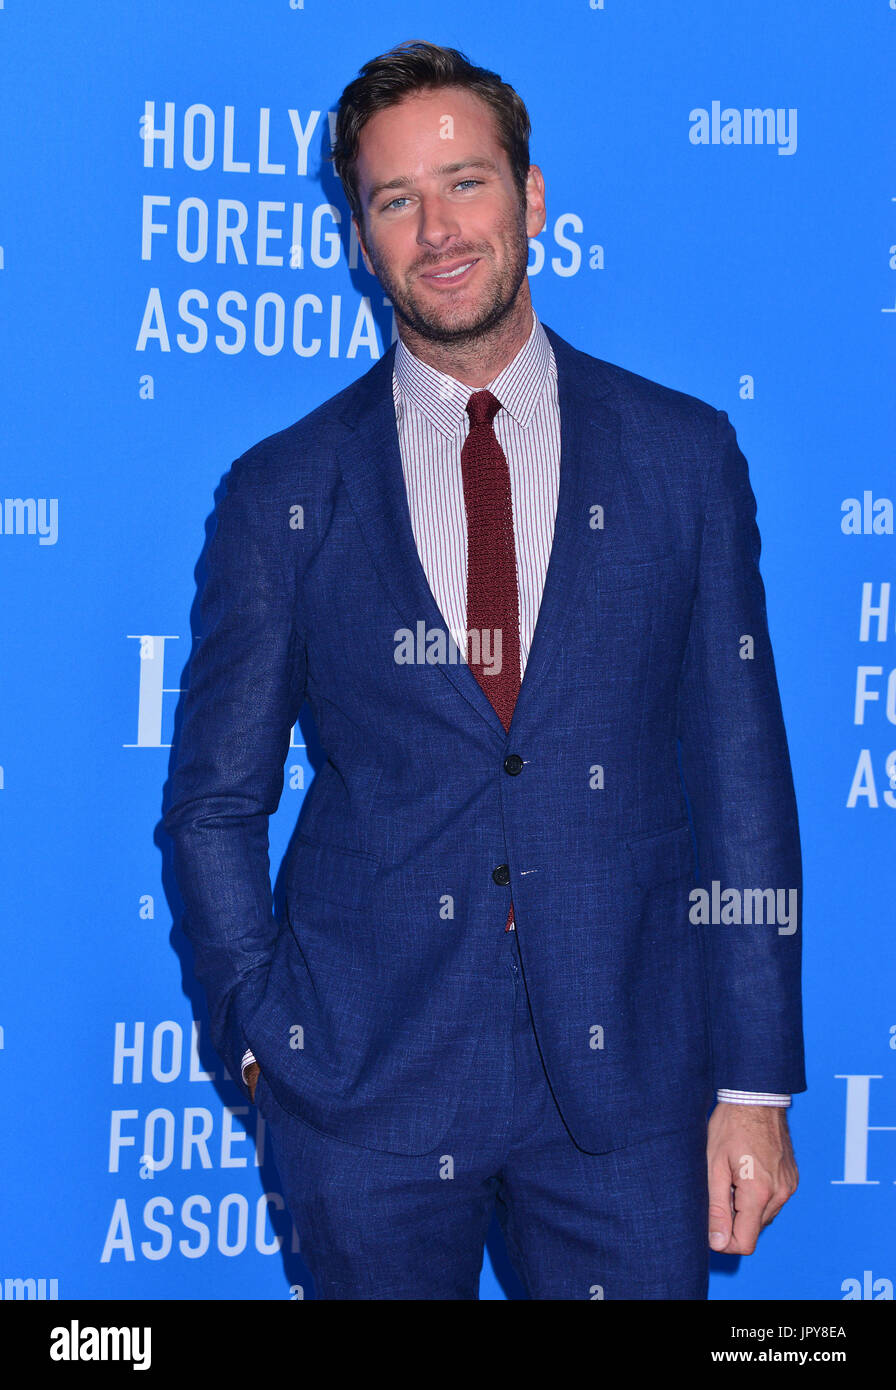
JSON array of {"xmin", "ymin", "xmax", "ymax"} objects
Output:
[{"xmin": 352, "ymin": 86, "xmax": 545, "ymax": 345}]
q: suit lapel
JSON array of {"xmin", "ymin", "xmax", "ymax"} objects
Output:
[
  {"xmin": 510, "ymin": 327, "xmax": 623, "ymax": 732},
  {"xmin": 335, "ymin": 348, "xmax": 507, "ymax": 738},
  {"xmin": 335, "ymin": 324, "xmax": 626, "ymax": 741}
]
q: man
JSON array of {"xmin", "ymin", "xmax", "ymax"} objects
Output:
[{"xmin": 163, "ymin": 40, "xmax": 804, "ymax": 1300}]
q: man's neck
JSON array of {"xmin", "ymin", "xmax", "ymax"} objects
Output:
[{"xmin": 396, "ymin": 294, "xmax": 534, "ymax": 388}]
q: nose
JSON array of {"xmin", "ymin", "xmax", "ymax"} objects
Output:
[{"xmin": 416, "ymin": 194, "xmax": 462, "ymax": 253}]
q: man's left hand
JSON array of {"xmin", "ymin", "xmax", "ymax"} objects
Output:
[{"xmin": 706, "ymin": 1103, "xmax": 799, "ymax": 1255}]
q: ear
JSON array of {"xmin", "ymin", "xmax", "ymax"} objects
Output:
[
  {"xmin": 523, "ymin": 165, "xmax": 547, "ymax": 241},
  {"xmin": 353, "ymin": 216, "xmax": 374, "ymax": 275}
]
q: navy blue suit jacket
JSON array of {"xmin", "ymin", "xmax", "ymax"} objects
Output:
[{"xmin": 163, "ymin": 323, "xmax": 805, "ymax": 1156}]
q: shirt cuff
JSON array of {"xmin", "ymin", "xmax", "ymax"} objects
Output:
[
  {"xmin": 241, "ymin": 1048, "xmax": 257, "ymax": 1085},
  {"xmin": 716, "ymin": 1089, "xmax": 791, "ymax": 1107}
]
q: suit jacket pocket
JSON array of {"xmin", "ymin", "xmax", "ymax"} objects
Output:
[
  {"xmin": 593, "ymin": 551, "xmax": 677, "ymax": 593},
  {"xmin": 625, "ymin": 821, "xmax": 694, "ymax": 888},
  {"xmin": 286, "ymin": 833, "xmax": 381, "ymax": 912}
]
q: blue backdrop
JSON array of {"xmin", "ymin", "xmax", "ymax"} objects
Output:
[{"xmin": 1, "ymin": 0, "xmax": 894, "ymax": 1301}]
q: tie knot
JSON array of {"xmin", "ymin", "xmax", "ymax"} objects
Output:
[{"xmin": 465, "ymin": 389, "xmax": 501, "ymax": 429}]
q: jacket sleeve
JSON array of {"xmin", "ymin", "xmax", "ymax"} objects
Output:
[
  {"xmin": 162, "ymin": 454, "xmax": 307, "ymax": 1092},
  {"xmin": 676, "ymin": 409, "xmax": 806, "ymax": 1095}
]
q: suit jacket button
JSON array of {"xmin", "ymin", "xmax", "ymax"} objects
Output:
[
  {"xmin": 503, "ymin": 754, "xmax": 524, "ymax": 775},
  {"xmin": 492, "ymin": 864, "xmax": 510, "ymax": 886}
]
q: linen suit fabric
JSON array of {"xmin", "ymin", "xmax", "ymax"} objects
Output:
[
  {"xmin": 163, "ymin": 323, "xmax": 804, "ymax": 1286},
  {"xmin": 253, "ymin": 928, "xmax": 709, "ymax": 1299}
]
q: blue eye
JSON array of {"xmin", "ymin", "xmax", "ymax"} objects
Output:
[{"xmin": 381, "ymin": 179, "xmax": 482, "ymax": 212}]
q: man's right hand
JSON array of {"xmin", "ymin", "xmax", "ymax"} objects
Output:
[{"xmin": 245, "ymin": 1060, "xmax": 261, "ymax": 1104}]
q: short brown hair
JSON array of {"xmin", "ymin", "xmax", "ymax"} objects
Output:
[{"xmin": 330, "ymin": 39, "xmax": 532, "ymax": 232}]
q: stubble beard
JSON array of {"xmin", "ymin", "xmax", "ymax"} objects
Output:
[{"xmin": 363, "ymin": 203, "xmax": 531, "ymax": 348}]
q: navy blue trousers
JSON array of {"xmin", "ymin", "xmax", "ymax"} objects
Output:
[{"xmin": 255, "ymin": 927, "xmax": 709, "ymax": 1300}]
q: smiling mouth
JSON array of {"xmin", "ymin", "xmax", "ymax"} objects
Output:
[{"xmin": 421, "ymin": 258, "xmax": 480, "ymax": 282}]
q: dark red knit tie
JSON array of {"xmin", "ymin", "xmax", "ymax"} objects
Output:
[{"xmin": 461, "ymin": 389, "xmax": 521, "ymax": 931}]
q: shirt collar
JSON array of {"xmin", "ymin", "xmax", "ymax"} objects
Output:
[{"xmin": 393, "ymin": 308, "xmax": 552, "ymax": 438}]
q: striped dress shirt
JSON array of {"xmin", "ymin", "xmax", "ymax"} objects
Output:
[{"xmin": 243, "ymin": 310, "xmax": 790, "ymax": 1108}]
